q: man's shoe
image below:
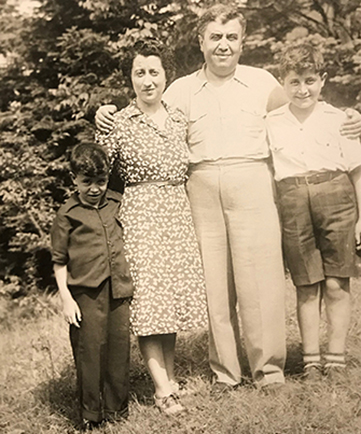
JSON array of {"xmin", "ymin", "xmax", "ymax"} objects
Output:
[
  {"xmin": 210, "ymin": 381, "xmax": 237, "ymax": 398},
  {"xmin": 260, "ymin": 382, "xmax": 286, "ymax": 395}
]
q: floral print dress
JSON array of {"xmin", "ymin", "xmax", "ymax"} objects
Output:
[{"xmin": 97, "ymin": 100, "xmax": 207, "ymax": 336}]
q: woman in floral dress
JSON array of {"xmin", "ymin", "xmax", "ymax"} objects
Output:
[{"xmin": 96, "ymin": 39, "xmax": 207, "ymax": 415}]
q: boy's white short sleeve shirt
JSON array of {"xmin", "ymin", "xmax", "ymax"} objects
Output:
[{"xmin": 266, "ymin": 102, "xmax": 361, "ymax": 181}]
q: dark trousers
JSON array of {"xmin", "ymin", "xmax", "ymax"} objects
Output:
[{"xmin": 69, "ymin": 278, "xmax": 130, "ymax": 422}]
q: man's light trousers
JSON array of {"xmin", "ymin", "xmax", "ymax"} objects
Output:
[{"xmin": 186, "ymin": 159, "xmax": 286, "ymax": 386}]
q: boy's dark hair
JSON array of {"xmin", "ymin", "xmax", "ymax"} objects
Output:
[
  {"xmin": 279, "ymin": 43, "xmax": 325, "ymax": 80},
  {"xmin": 197, "ymin": 4, "xmax": 246, "ymax": 37},
  {"xmin": 122, "ymin": 37, "xmax": 175, "ymax": 88},
  {"xmin": 70, "ymin": 142, "xmax": 109, "ymax": 177}
]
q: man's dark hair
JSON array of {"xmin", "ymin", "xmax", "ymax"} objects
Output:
[
  {"xmin": 197, "ymin": 4, "xmax": 246, "ymax": 37},
  {"xmin": 279, "ymin": 43, "xmax": 325, "ymax": 80},
  {"xmin": 70, "ymin": 142, "xmax": 109, "ymax": 177},
  {"xmin": 121, "ymin": 37, "xmax": 175, "ymax": 88}
]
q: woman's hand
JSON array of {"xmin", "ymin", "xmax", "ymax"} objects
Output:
[
  {"xmin": 62, "ymin": 293, "xmax": 82, "ymax": 328},
  {"xmin": 95, "ymin": 104, "xmax": 117, "ymax": 133},
  {"xmin": 340, "ymin": 108, "xmax": 361, "ymax": 140}
]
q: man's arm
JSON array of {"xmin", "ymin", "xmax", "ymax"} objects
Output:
[
  {"xmin": 266, "ymin": 85, "xmax": 288, "ymax": 113},
  {"xmin": 350, "ymin": 167, "xmax": 361, "ymax": 247},
  {"xmin": 95, "ymin": 104, "xmax": 118, "ymax": 133},
  {"xmin": 340, "ymin": 108, "xmax": 361, "ymax": 140}
]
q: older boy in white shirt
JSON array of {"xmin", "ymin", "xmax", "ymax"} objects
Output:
[{"xmin": 266, "ymin": 43, "xmax": 361, "ymax": 381}]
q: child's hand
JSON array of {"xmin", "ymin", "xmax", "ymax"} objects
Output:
[
  {"xmin": 62, "ymin": 294, "xmax": 82, "ymax": 328},
  {"xmin": 355, "ymin": 218, "xmax": 361, "ymax": 252}
]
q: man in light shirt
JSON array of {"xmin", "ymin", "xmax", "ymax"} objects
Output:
[{"xmin": 96, "ymin": 4, "xmax": 361, "ymax": 392}]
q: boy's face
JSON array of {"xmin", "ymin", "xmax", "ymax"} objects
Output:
[
  {"xmin": 73, "ymin": 174, "xmax": 108, "ymax": 207},
  {"xmin": 283, "ymin": 69, "xmax": 326, "ymax": 115}
]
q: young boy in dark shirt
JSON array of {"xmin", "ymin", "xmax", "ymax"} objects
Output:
[{"xmin": 51, "ymin": 143, "xmax": 133, "ymax": 429}]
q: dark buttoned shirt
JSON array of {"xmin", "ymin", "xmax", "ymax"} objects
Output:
[{"xmin": 51, "ymin": 190, "xmax": 133, "ymax": 298}]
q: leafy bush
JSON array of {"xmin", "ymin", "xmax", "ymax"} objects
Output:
[{"xmin": 1, "ymin": 0, "xmax": 360, "ymax": 296}]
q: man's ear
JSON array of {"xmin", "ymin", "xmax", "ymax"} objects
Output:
[{"xmin": 198, "ymin": 34, "xmax": 204, "ymax": 53}]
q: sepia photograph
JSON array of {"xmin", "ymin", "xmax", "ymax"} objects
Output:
[{"xmin": 1, "ymin": 0, "xmax": 361, "ymax": 433}]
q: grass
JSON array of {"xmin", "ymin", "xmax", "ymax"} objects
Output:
[{"xmin": 1, "ymin": 276, "xmax": 361, "ymax": 434}]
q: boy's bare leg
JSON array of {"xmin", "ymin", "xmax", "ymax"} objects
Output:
[
  {"xmin": 296, "ymin": 283, "xmax": 321, "ymax": 354},
  {"xmin": 323, "ymin": 277, "xmax": 350, "ymax": 354}
]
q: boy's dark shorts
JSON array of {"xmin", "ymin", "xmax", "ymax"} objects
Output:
[{"xmin": 276, "ymin": 171, "xmax": 357, "ymax": 286}]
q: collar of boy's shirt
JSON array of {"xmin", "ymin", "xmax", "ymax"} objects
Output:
[{"xmin": 62, "ymin": 189, "xmax": 122, "ymax": 213}]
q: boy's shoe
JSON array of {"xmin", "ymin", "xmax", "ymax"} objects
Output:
[
  {"xmin": 323, "ymin": 353, "xmax": 347, "ymax": 384},
  {"xmin": 81, "ymin": 419, "xmax": 102, "ymax": 431},
  {"xmin": 302, "ymin": 364, "xmax": 323, "ymax": 382},
  {"xmin": 324, "ymin": 365, "xmax": 347, "ymax": 384},
  {"xmin": 154, "ymin": 393, "xmax": 185, "ymax": 415}
]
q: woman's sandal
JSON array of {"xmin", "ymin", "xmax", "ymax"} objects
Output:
[{"xmin": 154, "ymin": 393, "xmax": 185, "ymax": 415}]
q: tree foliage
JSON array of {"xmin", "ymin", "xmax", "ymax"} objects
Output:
[{"xmin": 1, "ymin": 0, "xmax": 361, "ymax": 296}]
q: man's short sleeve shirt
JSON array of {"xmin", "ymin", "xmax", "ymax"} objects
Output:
[{"xmin": 164, "ymin": 64, "xmax": 280, "ymax": 163}]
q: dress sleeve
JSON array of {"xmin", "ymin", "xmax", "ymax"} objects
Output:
[
  {"xmin": 96, "ymin": 126, "xmax": 120, "ymax": 170},
  {"xmin": 50, "ymin": 211, "xmax": 71, "ymax": 266}
]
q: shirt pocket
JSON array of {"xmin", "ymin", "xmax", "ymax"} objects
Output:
[
  {"xmin": 315, "ymin": 131, "xmax": 340, "ymax": 151},
  {"xmin": 235, "ymin": 108, "xmax": 266, "ymax": 141},
  {"xmin": 188, "ymin": 107, "xmax": 208, "ymax": 146}
]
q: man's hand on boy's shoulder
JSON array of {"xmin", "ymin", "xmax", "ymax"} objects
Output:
[{"xmin": 340, "ymin": 108, "xmax": 361, "ymax": 140}]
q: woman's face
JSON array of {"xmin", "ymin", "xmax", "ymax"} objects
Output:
[{"xmin": 131, "ymin": 54, "xmax": 166, "ymax": 107}]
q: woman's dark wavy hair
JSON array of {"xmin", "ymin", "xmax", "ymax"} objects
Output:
[
  {"xmin": 121, "ymin": 37, "xmax": 175, "ymax": 88},
  {"xmin": 70, "ymin": 142, "xmax": 109, "ymax": 177}
]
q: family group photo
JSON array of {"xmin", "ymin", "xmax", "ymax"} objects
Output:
[{"xmin": 1, "ymin": 0, "xmax": 361, "ymax": 433}]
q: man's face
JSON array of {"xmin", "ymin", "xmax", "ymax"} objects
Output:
[{"xmin": 199, "ymin": 18, "xmax": 244, "ymax": 78}]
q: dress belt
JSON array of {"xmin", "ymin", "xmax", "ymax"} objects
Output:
[
  {"xmin": 126, "ymin": 179, "xmax": 185, "ymax": 187},
  {"xmin": 277, "ymin": 170, "xmax": 343, "ymax": 186}
]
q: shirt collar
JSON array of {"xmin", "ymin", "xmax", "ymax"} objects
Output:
[
  {"xmin": 194, "ymin": 64, "xmax": 249, "ymax": 95},
  {"xmin": 284, "ymin": 101, "xmax": 324, "ymax": 124},
  {"xmin": 125, "ymin": 99, "xmax": 184, "ymax": 124},
  {"xmin": 62, "ymin": 190, "xmax": 122, "ymax": 213}
]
